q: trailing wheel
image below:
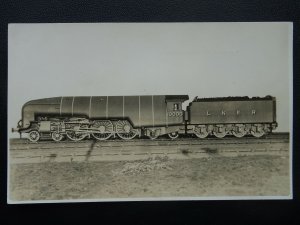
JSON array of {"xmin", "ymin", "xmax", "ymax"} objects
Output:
[
  {"xmin": 168, "ymin": 132, "xmax": 179, "ymax": 139},
  {"xmin": 91, "ymin": 120, "xmax": 113, "ymax": 140},
  {"xmin": 232, "ymin": 124, "xmax": 247, "ymax": 138},
  {"xmin": 147, "ymin": 129, "xmax": 160, "ymax": 140},
  {"xmin": 194, "ymin": 125, "xmax": 209, "ymax": 138},
  {"xmin": 51, "ymin": 131, "xmax": 64, "ymax": 142},
  {"xmin": 28, "ymin": 130, "xmax": 40, "ymax": 142},
  {"xmin": 149, "ymin": 131, "xmax": 159, "ymax": 140},
  {"xmin": 213, "ymin": 125, "xmax": 227, "ymax": 138},
  {"xmin": 116, "ymin": 120, "xmax": 138, "ymax": 140}
]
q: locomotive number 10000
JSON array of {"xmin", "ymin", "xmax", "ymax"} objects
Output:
[{"xmin": 168, "ymin": 111, "xmax": 183, "ymax": 117}]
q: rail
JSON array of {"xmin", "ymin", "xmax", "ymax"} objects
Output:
[{"xmin": 9, "ymin": 133, "xmax": 290, "ymax": 164}]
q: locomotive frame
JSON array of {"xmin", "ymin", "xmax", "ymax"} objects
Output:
[{"xmin": 12, "ymin": 95, "xmax": 278, "ymax": 142}]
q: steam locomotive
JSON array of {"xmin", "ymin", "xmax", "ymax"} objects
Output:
[{"xmin": 12, "ymin": 95, "xmax": 277, "ymax": 142}]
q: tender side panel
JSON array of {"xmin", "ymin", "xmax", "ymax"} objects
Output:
[{"xmin": 189, "ymin": 100, "xmax": 275, "ymax": 124}]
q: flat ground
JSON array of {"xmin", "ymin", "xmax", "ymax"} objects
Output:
[{"xmin": 9, "ymin": 154, "xmax": 290, "ymax": 201}]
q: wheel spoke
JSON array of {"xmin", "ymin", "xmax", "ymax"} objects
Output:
[
  {"xmin": 116, "ymin": 120, "xmax": 137, "ymax": 140},
  {"xmin": 65, "ymin": 123, "xmax": 88, "ymax": 141},
  {"xmin": 66, "ymin": 131, "xmax": 87, "ymax": 141},
  {"xmin": 28, "ymin": 130, "xmax": 40, "ymax": 142},
  {"xmin": 91, "ymin": 120, "xmax": 113, "ymax": 140},
  {"xmin": 51, "ymin": 131, "xmax": 64, "ymax": 142}
]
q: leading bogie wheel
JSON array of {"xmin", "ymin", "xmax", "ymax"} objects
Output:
[
  {"xmin": 28, "ymin": 130, "xmax": 40, "ymax": 142},
  {"xmin": 51, "ymin": 131, "xmax": 64, "ymax": 142}
]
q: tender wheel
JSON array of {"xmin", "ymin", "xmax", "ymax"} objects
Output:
[
  {"xmin": 194, "ymin": 125, "xmax": 209, "ymax": 138},
  {"xmin": 28, "ymin": 130, "xmax": 40, "ymax": 142},
  {"xmin": 168, "ymin": 132, "xmax": 179, "ymax": 139},
  {"xmin": 213, "ymin": 125, "xmax": 227, "ymax": 138},
  {"xmin": 251, "ymin": 124, "xmax": 265, "ymax": 137},
  {"xmin": 51, "ymin": 131, "xmax": 64, "ymax": 142},
  {"xmin": 91, "ymin": 120, "xmax": 113, "ymax": 140},
  {"xmin": 232, "ymin": 124, "xmax": 247, "ymax": 138},
  {"xmin": 116, "ymin": 120, "xmax": 138, "ymax": 140}
]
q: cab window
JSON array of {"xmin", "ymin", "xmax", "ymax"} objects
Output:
[{"xmin": 173, "ymin": 103, "xmax": 179, "ymax": 111}]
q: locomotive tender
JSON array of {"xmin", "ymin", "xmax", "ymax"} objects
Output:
[{"xmin": 12, "ymin": 95, "xmax": 277, "ymax": 142}]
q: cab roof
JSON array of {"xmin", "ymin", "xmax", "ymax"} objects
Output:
[{"xmin": 165, "ymin": 95, "xmax": 189, "ymax": 102}]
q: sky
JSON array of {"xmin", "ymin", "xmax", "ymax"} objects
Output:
[{"xmin": 8, "ymin": 22, "xmax": 292, "ymax": 137}]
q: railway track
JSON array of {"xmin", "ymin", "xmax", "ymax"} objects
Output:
[{"xmin": 9, "ymin": 133, "xmax": 290, "ymax": 164}]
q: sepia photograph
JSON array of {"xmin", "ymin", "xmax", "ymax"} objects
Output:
[{"xmin": 7, "ymin": 22, "xmax": 293, "ymax": 203}]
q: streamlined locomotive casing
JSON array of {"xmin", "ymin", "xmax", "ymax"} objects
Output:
[
  {"xmin": 187, "ymin": 96, "xmax": 276, "ymax": 125},
  {"xmin": 13, "ymin": 94, "xmax": 278, "ymax": 142},
  {"xmin": 21, "ymin": 98, "xmax": 62, "ymax": 129},
  {"xmin": 19, "ymin": 95, "xmax": 189, "ymax": 130}
]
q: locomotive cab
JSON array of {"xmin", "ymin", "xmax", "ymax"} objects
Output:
[
  {"xmin": 165, "ymin": 95, "xmax": 188, "ymax": 124},
  {"xmin": 166, "ymin": 102, "xmax": 184, "ymax": 122}
]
